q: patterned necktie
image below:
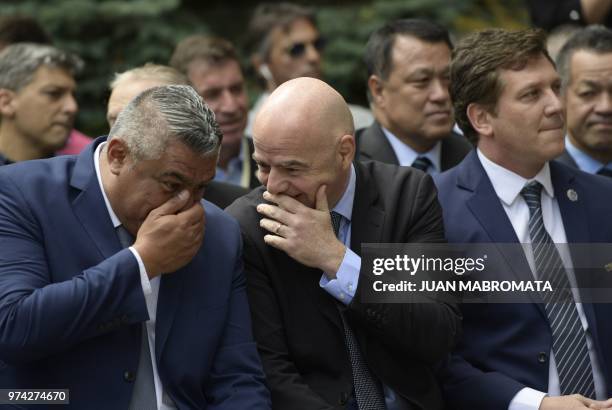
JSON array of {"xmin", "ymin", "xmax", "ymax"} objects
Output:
[
  {"xmin": 520, "ymin": 182, "xmax": 595, "ymax": 398},
  {"xmin": 411, "ymin": 156, "xmax": 432, "ymax": 173},
  {"xmin": 597, "ymin": 167, "xmax": 612, "ymax": 178},
  {"xmin": 330, "ymin": 211, "xmax": 386, "ymax": 410},
  {"xmin": 117, "ymin": 226, "xmax": 158, "ymax": 410}
]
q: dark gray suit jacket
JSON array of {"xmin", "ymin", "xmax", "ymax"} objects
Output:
[
  {"xmin": 556, "ymin": 149, "xmax": 579, "ymax": 169},
  {"xmin": 227, "ymin": 160, "xmax": 462, "ymax": 410},
  {"xmin": 355, "ymin": 122, "xmax": 472, "ymax": 171}
]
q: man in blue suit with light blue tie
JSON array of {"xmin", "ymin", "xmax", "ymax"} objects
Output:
[
  {"xmin": 0, "ymin": 85, "xmax": 270, "ymax": 409},
  {"xmin": 435, "ymin": 28, "xmax": 612, "ymax": 410}
]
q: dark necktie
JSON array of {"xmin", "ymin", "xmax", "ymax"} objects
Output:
[
  {"xmin": 411, "ymin": 156, "xmax": 432, "ymax": 173},
  {"xmin": 116, "ymin": 226, "xmax": 158, "ymax": 410},
  {"xmin": 597, "ymin": 167, "xmax": 612, "ymax": 178},
  {"xmin": 330, "ymin": 212, "xmax": 386, "ymax": 410},
  {"xmin": 520, "ymin": 182, "xmax": 595, "ymax": 398}
]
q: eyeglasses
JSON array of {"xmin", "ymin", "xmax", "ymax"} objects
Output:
[{"xmin": 285, "ymin": 37, "xmax": 326, "ymax": 59}]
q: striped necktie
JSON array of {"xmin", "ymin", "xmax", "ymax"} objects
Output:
[{"xmin": 520, "ymin": 182, "xmax": 595, "ymax": 397}]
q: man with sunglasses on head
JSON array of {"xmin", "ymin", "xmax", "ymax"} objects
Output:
[{"xmin": 245, "ymin": 2, "xmax": 373, "ymax": 135}]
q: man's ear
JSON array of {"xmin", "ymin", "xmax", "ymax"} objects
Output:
[
  {"xmin": 467, "ymin": 103, "xmax": 494, "ymax": 139},
  {"xmin": 338, "ymin": 134, "xmax": 355, "ymax": 168},
  {"xmin": 0, "ymin": 89, "xmax": 17, "ymax": 118},
  {"xmin": 106, "ymin": 138, "xmax": 130, "ymax": 175},
  {"xmin": 367, "ymin": 75, "xmax": 385, "ymax": 107}
]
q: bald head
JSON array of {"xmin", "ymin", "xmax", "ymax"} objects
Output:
[
  {"xmin": 252, "ymin": 77, "xmax": 355, "ymax": 209},
  {"xmin": 254, "ymin": 77, "xmax": 354, "ymax": 150},
  {"xmin": 107, "ymin": 64, "xmax": 188, "ymax": 128}
]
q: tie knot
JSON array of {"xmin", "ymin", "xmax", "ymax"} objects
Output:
[
  {"xmin": 411, "ymin": 156, "xmax": 432, "ymax": 172},
  {"xmin": 520, "ymin": 181, "xmax": 543, "ymax": 212},
  {"xmin": 330, "ymin": 211, "xmax": 342, "ymax": 238}
]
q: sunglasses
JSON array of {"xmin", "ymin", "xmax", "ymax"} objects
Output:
[{"xmin": 285, "ymin": 37, "xmax": 326, "ymax": 58}]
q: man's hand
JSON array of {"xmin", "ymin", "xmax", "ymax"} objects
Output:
[
  {"xmin": 133, "ymin": 190, "xmax": 205, "ymax": 278},
  {"xmin": 540, "ymin": 395, "xmax": 612, "ymax": 410},
  {"xmin": 257, "ymin": 186, "xmax": 346, "ymax": 277}
]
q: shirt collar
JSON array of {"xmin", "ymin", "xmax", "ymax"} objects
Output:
[
  {"xmin": 331, "ymin": 164, "xmax": 356, "ymax": 222},
  {"xmin": 94, "ymin": 142, "xmax": 121, "ymax": 228},
  {"xmin": 381, "ymin": 126, "xmax": 442, "ymax": 172},
  {"xmin": 477, "ymin": 148, "xmax": 554, "ymax": 206},
  {"xmin": 565, "ymin": 135, "xmax": 611, "ymax": 174}
]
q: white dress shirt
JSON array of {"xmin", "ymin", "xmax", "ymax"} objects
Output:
[
  {"xmin": 476, "ymin": 150, "xmax": 606, "ymax": 410},
  {"xmin": 94, "ymin": 142, "xmax": 174, "ymax": 410}
]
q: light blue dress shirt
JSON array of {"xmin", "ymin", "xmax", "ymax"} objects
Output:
[
  {"xmin": 319, "ymin": 164, "xmax": 412, "ymax": 410},
  {"xmin": 381, "ymin": 127, "xmax": 442, "ymax": 175},
  {"xmin": 565, "ymin": 136, "xmax": 612, "ymax": 175},
  {"xmin": 214, "ymin": 143, "xmax": 244, "ymax": 186}
]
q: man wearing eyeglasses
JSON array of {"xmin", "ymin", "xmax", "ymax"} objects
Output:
[
  {"xmin": 356, "ymin": 19, "xmax": 472, "ymax": 175},
  {"xmin": 245, "ymin": 2, "xmax": 373, "ymax": 135}
]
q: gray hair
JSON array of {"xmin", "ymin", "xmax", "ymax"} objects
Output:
[
  {"xmin": 0, "ymin": 43, "xmax": 83, "ymax": 91},
  {"xmin": 109, "ymin": 63, "xmax": 188, "ymax": 91},
  {"xmin": 556, "ymin": 25, "xmax": 612, "ymax": 89},
  {"xmin": 109, "ymin": 85, "xmax": 222, "ymax": 160}
]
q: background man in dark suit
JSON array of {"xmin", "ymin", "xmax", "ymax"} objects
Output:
[
  {"xmin": 227, "ymin": 77, "xmax": 461, "ymax": 410},
  {"xmin": 356, "ymin": 19, "xmax": 471, "ymax": 174},
  {"xmin": 555, "ymin": 25, "xmax": 612, "ymax": 178},
  {"xmin": 0, "ymin": 85, "xmax": 270, "ymax": 409},
  {"xmin": 170, "ymin": 35, "xmax": 259, "ymax": 189},
  {"xmin": 435, "ymin": 28, "xmax": 612, "ymax": 410},
  {"xmin": 106, "ymin": 63, "xmax": 248, "ymax": 209}
]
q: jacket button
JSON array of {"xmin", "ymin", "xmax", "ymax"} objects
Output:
[
  {"xmin": 339, "ymin": 392, "xmax": 349, "ymax": 405},
  {"xmin": 537, "ymin": 352, "xmax": 548, "ymax": 363},
  {"xmin": 124, "ymin": 370, "xmax": 135, "ymax": 382}
]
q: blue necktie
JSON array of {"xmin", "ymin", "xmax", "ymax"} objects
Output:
[
  {"xmin": 521, "ymin": 182, "xmax": 595, "ymax": 397},
  {"xmin": 411, "ymin": 157, "xmax": 432, "ymax": 173},
  {"xmin": 117, "ymin": 226, "xmax": 158, "ymax": 410},
  {"xmin": 331, "ymin": 212, "xmax": 386, "ymax": 410}
]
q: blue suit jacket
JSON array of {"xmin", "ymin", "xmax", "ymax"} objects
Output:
[
  {"xmin": 0, "ymin": 138, "xmax": 270, "ymax": 409},
  {"xmin": 434, "ymin": 150, "xmax": 612, "ymax": 409}
]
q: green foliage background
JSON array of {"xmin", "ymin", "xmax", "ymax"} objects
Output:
[{"xmin": 1, "ymin": 0, "xmax": 528, "ymax": 137}]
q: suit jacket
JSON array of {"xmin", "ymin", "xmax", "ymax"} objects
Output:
[
  {"xmin": 355, "ymin": 122, "xmax": 473, "ymax": 171},
  {"xmin": 0, "ymin": 138, "xmax": 270, "ymax": 409},
  {"xmin": 434, "ymin": 151, "xmax": 612, "ymax": 409},
  {"xmin": 205, "ymin": 180, "xmax": 249, "ymax": 209},
  {"xmin": 556, "ymin": 149, "xmax": 579, "ymax": 169},
  {"xmin": 226, "ymin": 160, "xmax": 462, "ymax": 410}
]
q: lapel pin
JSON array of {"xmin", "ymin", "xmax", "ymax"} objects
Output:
[
  {"xmin": 605, "ymin": 263, "xmax": 612, "ymax": 272},
  {"xmin": 567, "ymin": 189, "xmax": 578, "ymax": 202}
]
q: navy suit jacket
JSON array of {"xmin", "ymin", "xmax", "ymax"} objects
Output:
[
  {"xmin": 434, "ymin": 151, "xmax": 612, "ymax": 409},
  {"xmin": 0, "ymin": 138, "xmax": 270, "ymax": 409}
]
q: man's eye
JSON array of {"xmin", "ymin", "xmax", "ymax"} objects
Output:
[{"xmin": 162, "ymin": 181, "xmax": 180, "ymax": 192}]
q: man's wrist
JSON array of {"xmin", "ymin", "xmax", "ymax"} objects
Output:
[{"xmin": 321, "ymin": 242, "xmax": 346, "ymax": 278}]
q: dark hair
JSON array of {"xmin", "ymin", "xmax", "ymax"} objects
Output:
[
  {"xmin": 246, "ymin": 2, "xmax": 316, "ymax": 61},
  {"xmin": 451, "ymin": 28, "xmax": 551, "ymax": 143},
  {"xmin": 364, "ymin": 19, "xmax": 452, "ymax": 80},
  {"xmin": 170, "ymin": 35, "xmax": 240, "ymax": 74},
  {"xmin": 0, "ymin": 16, "xmax": 52, "ymax": 48},
  {"xmin": 556, "ymin": 25, "xmax": 612, "ymax": 88}
]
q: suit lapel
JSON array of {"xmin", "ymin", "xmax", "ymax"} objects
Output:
[
  {"xmin": 70, "ymin": 137, "xmax": 122, "ymax": 259},
  {"xmin": 550, "ymin": 163, "xmax": 603, "ymax": 349},
  {"xmin": 350, "ymin": 162, "xmax": 384, "ymax": 256},
  {"xmin": 155, "ymin": 268, "xmax": 185, "ymax": 360},
  {"xmin": 358, "ymin": 123, "xmax": 399, "ymax": 165},
  {"xmin": 459, "ymin": 153, "xmax": 546, "ymax": 314}
]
